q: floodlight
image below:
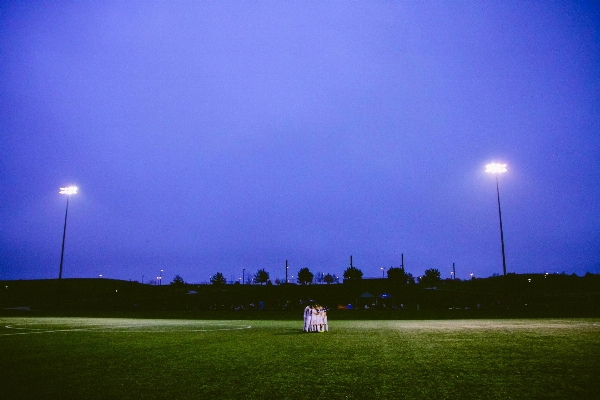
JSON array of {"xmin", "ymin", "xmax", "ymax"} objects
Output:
[
  {"xmin": 485, "ymin": 163, "xmax": 507, "ymax": 174},
  {"xmin": 485, "ymin": 163, "xmax": 508, "ymax": 277},
  {"xmin": 59, "ymin": 186, "xmax": 78, "ymax": 195},
  {"xmin": 58, "ymin": 186, "xmax": 78, "ymax": 279}
]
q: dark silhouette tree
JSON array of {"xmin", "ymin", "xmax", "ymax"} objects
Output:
[
  {"xmin": 171, "ymin": 275, "xmax": 185, "ymax": 287},
  {"xmin": 387, "ymin": 267, "xmax": 406, "ymax": 283},
  {"xmin": 420, "ymin": 268, "xmax": 441, "ymax": 287},
  {"xmin": 343, "ymin": 266, "xmax": 363, "ymax": 281},
  {"xmin": 254, "ymin": 268, "xmax": 269, "ymax": 285},
  {"xmin": 297, "ymin": 267, "xmax": 314, "ymax": 285},
  {"xmin": 210, "ymin": 272, "xmax": 226, "ymax": 286},
  {"xmin": 324, "ymin": 273, "xmax": 334, "ymax": 284}
]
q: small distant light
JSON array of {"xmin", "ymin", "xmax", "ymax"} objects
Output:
[
  {"xmin": 528, "ymin": 279, "xmax": 532, "ymax": 282},
  {"xmin": 115, "ymin": 289, "xmax": 118, "ymax": 292}
]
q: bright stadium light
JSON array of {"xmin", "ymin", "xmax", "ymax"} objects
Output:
[
  {"xmin": 58, "ymin": 186, "xmax": 78, "ymax": 279},
  {"xmin": 485, "ymin": 163, "xmax": 507, "ymax": 174},
  {"xmin": 486, "ymin": 163, "xmax": 508, "ymax": 277},
  {"xmin": 59, "ymin": 186, "xmax": 78, "ymax": 195}
]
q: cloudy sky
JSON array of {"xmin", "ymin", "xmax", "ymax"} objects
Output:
[{"xmin": 1, "ymin": 1, "xmax": 599, "ymax": 284}]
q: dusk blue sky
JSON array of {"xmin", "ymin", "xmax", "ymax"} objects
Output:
[{"xmin": 1, "ymin": 1, "xmax": 599, "ymax": 284}]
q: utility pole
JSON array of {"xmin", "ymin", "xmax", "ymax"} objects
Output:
[
  {"xmin": 496, "ymin": 174, "xmax": 507, "ymax": 277},
  {"xmin": 285, "ymin": 260, "xmax": 288, "ymax": 283},
  {"xmin": 401, "ymin": 253, "xmax": 404, "ymax": 271},
  {"xmin": 452, "ymin": 263, "xmax": 456, "ymax": 280}
]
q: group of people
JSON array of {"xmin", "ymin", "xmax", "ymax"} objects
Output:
[{"xmin": 303, "ymin": 304, "xmax": 328, "ymax": 333}]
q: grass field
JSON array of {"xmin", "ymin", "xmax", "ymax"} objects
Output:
[{"xmin": 1, "ymin": 317, "xmax": 599, "ymax": 399}]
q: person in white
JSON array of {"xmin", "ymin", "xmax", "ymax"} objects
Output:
[
  {"xmin": 317, "ymin": 306, "xmax": 324, "ymax": 332},
  {"xmin": 303, "ymin": 305, "xmax": 311, "ymax": 332},
  {"xmin": 311, "ymin": 305, "xmax": 319, "ymax": 332},
  {"xmin": 302, "ymin": 304, "xmax": 329, "ymax": 333}
]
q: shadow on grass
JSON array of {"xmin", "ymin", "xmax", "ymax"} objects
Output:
[{"xmin": 273, "ymin": 329, "xmax": 308, "ymax": 335}]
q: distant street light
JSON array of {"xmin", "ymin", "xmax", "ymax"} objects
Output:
[
  {"xmin": 486, "ymin": 163, "xmax": 508, "ymax": 277},
  {"xmin": 58, "ymin": 186, "xmax": 78, "ymax": 279},
  {"xmin": 381, "ymin": 267, "xmax": 385, "ymax": 278}
]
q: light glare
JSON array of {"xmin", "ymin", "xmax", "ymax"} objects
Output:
[
  {"xmin": 485, "ymin": 163, "xmax": 507, "ymax": 174},
  {"xmin": 59, "ymin": 186, "xmax": 78, "ymax": 195}
]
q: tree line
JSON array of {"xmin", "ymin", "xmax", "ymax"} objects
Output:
[{"xmin": 172, "ymin": 267, "xmax": 444, "ymax": 287}]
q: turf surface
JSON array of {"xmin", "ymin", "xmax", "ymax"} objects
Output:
[{"xmin": 1, "ymin": 317, "xmax": 599, "ymax": 399}]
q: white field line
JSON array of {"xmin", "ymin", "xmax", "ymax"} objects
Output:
[
  {"xmin": 2, "ymin": 326, "xmax": 96, "ymax": 336},
  {"xmin": 1, "ymin": 324, "xmax": 251, "ymax": 336}
]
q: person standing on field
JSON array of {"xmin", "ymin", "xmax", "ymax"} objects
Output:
[
  {"xmin": 311, "ymin": 305, "xmax": 319, "ymax": 332},
  {"xmin": 303, "ymin": 305, "xmax": 311, "ymax": 332}
]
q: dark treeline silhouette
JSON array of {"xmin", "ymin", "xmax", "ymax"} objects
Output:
[{"xmin": 1, "ymin": 273, "xmax": 599, "ymax": 318}]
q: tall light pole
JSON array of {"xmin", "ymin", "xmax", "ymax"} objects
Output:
[
  {"xmin": 59, "ymin": 186, "xmax": 78, "ymax": 279},
  {"xmin": 486, "ymin": 163, "xmax": 508, "ymax": 277},
  {"xmin": 452, "ymin": 262, "xmax": 455, "ymax": 280}
]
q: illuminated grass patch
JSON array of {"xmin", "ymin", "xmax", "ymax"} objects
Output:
[{"xmin": 1, "ymin": 318, "xmax": 598, "ymax": 399}]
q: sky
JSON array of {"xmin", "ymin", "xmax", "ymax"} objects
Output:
[{"xmin": 1, "ymin": 1, "xmax": 599, "ymax": 284}]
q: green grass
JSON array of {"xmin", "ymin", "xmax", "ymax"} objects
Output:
[{"xmin": 1, "ymin": 317, "xmax": 599, "ymax": 399}]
